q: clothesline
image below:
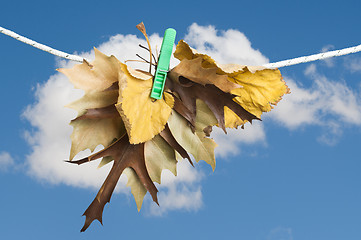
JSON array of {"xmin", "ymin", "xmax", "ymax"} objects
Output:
[{"xmin": 1, "ymin": 25, "xmax": 361, "ymax": 68}]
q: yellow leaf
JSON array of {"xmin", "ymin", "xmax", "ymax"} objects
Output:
[
  {"xmin": 116, "ymin": 63, "xmax": 174, "ymax": 144},
  {"xmin": 173, "ymin": 40, "xmax": 290, "ymax": 128},
  {"xmin": 227, "ymin": 67, "xmax": 289, "ymax": 118}
]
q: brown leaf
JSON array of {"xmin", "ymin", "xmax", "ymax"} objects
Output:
[
  {"xmin": 169, "ymin": 57, "xmax": 241, "ymax": 93},
  {"xmin": 171, "ymin": 93, "xmax": 195, "ymax": 129},
  {"xmin": 167, "ymin": 77, "xmax": 259, "ymax": 133},
  {"xmin": 159, "ymin": 124, "xmax": 193, "ymax": 166},
  {"xmin": 74, "ymin": 105, "xmax": 119, "ymax": 121},
  {"xmin": 69, "ymin": 134, "xmax": 158, "ymax": 232}
]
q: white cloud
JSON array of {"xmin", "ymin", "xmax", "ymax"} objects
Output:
[
  {"xmin": 148, "ymin": 159, "xmax": 203, "ymax": 216},
  {"xmin": 267, "ymin": 227, "xmax": 293, "ymax": 240},
  {"xmin": 345, "ymin": 57, "xmax": 361, "ymax": 73},
  {"xmin": 0, "ymin": 151, "xmax": 14, "ymax": 171},
  {"xmin": 321, "ymin": 44, "xmax": 335, "ymax": 67},
  {"xmin": 213, "ymin": 121, "xmax": 266, "ymax": 158},
  {"xmin": 184, "ymin": 23, "xmax": 269, "ymax": 66},
  {"xmin": 22, "ymin": 24, "xmax": 278, "ymax": 215},
  {"xmin": 268, "ymin": 64, "xmax": 361, "ymax": 145}
]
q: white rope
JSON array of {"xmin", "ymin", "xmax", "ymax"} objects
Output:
[
  {"xmin": 0, "ymin": 26, "xmax": 86, "ymax": 63},
  {"xmin": 263, "ymin": 44, "xmax": 361, "ymax": 68},
  {"xmin": 1, "ymin": 25, "xmax": 361, "ymax": 68}
]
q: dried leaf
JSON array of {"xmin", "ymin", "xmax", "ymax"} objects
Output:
[
  {"xmin": 167, "ymin": 110, "xmax": 217, "ymax": 170},
  {"xmin": 116, "ymin": 63, "xmax": 174, "ymax": 144},
  {"xmin": 58, "ymin": 48, "xmax": 121, "ymax": 92},
  {"xmin": 69, "ymin": 117, "xmax": 124, "ymax": 160},
  {"xmin": 194, "ymin": 99, "xmax": 218, "ymax": 132},
  {"xmin": 169, "ymin": 57, "xmax": 241, "ymax": 93},
  {"xmin": 145, "ymin": 135, "xmax": 177, "ymax": 184},
  {"xmin": 159, "ymin": 124, "xmax": 193, "ymax": 166},
  {"xmin": 124, "ymin": 168, "xmax": 147, "ymax": 211},
  {"xmin": 227, "ymin": 68, "xmax": 289, "ymax": 118},
  {"xmin": 167, "ymin": 77, "xmax": 259, "ymax": 133},
  {"xmin": 172, "ymin": 40, "xmax": 290, "ymax": 128},
  {"xmin": 66, "ymin": 88, "xmax": 119, "ymax": 117},
  {"xmin": 172, "ymin": 94, "xmax": 195, "ymax": 129},
  {"xmin": 70, "ymin": 134, "xmax": 158, "ymax": 232}
]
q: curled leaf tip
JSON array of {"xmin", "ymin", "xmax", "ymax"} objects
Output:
[{"xmin": 136, "ymin": 22, "xmax": 146, "ymax": 34}]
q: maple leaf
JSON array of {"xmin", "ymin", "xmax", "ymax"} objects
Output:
[
  {"xmin": 58, "ymin": 52, "xmax": 124, "ymax": 160},
  {"xmin": 58, "ymin": 48, "xmax": 120, "ymax": 92}
]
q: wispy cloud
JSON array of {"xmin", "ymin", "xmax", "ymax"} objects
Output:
[
  {"xmin": 213, "ymin": 122, "xmax": 266, "ymax": 158},
  {"xmin": 0, "ymin": 151, "xmax": 14, "ymax": 171},
  {"xmin": 344, "ymin": 57, "xmax": 361, "ymax": 73},
  {"xmin": 267, "ymin": 226, "xmax": 293, "ymax": 240},
  {"xmin": 268, "ymin": 63, "xmax": 361, "ymax": 145},
  {"xmin": 321, "ymin": 44, "xmax": 335, "ymax": 67}
]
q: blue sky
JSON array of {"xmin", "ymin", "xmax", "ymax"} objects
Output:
[{"xmin": 1, "ymin": 0, "xmax": 361, "ymax": 239}]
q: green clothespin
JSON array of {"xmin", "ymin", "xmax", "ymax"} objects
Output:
[{"xmin": 150, "ymin": 28, "xmax": 176, "ymax": 99}]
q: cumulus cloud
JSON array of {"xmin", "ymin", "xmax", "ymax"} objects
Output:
[
  {"xmin": 0, "ymin": 151, "xmax": 14, "ymax": 171},
  {"xmin": 184, "ymin": 23, "xmax": 268, "ymax": 66},
  {"xmin": 22, "ymin": 23, "xmax": 278, "ymax": 215},
  {"xmin": 268, "ymin": 64, "xmax": 361, "ymax": 145}
]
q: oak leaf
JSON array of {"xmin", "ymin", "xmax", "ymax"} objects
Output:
[
  {"xmin": 166, "ymin": 76, "xmax": 259, "ymax": 133},
  {"xmin": 172, "ymin": 40, "xmax": 290, "ymax": 128},
  {"xmin": 169, "ymin": 57, "xmax": 241, "ymax": 93},
  {"xmin": 69, "ymin": 134, "xmax": 158, "ymax": 232}
]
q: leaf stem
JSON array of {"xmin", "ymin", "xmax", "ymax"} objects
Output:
[{"xmin": 136, "ymin": 22, "xmax": 153, "ymax": 74}]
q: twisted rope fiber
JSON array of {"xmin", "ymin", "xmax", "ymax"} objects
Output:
[
  {"xmin": 263, "ymin": 44, "xmax": 361, "ymax": 68},
  {"xmin": 1, "ymin": 25, "xmax": 361, "ymax": 67},
  {"xmin": 0, "ymin": 26, "xmax": 85, "ymax": 63}
]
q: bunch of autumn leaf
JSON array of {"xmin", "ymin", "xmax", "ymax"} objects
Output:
[{"xmin": 58, "ymin": 24, "xmax": 289, "ymax": 231}]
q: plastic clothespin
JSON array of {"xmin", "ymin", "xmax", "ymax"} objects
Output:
[{"xmin": 150, "ymin": 28, "xmax": 177, "ymax": 99}]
